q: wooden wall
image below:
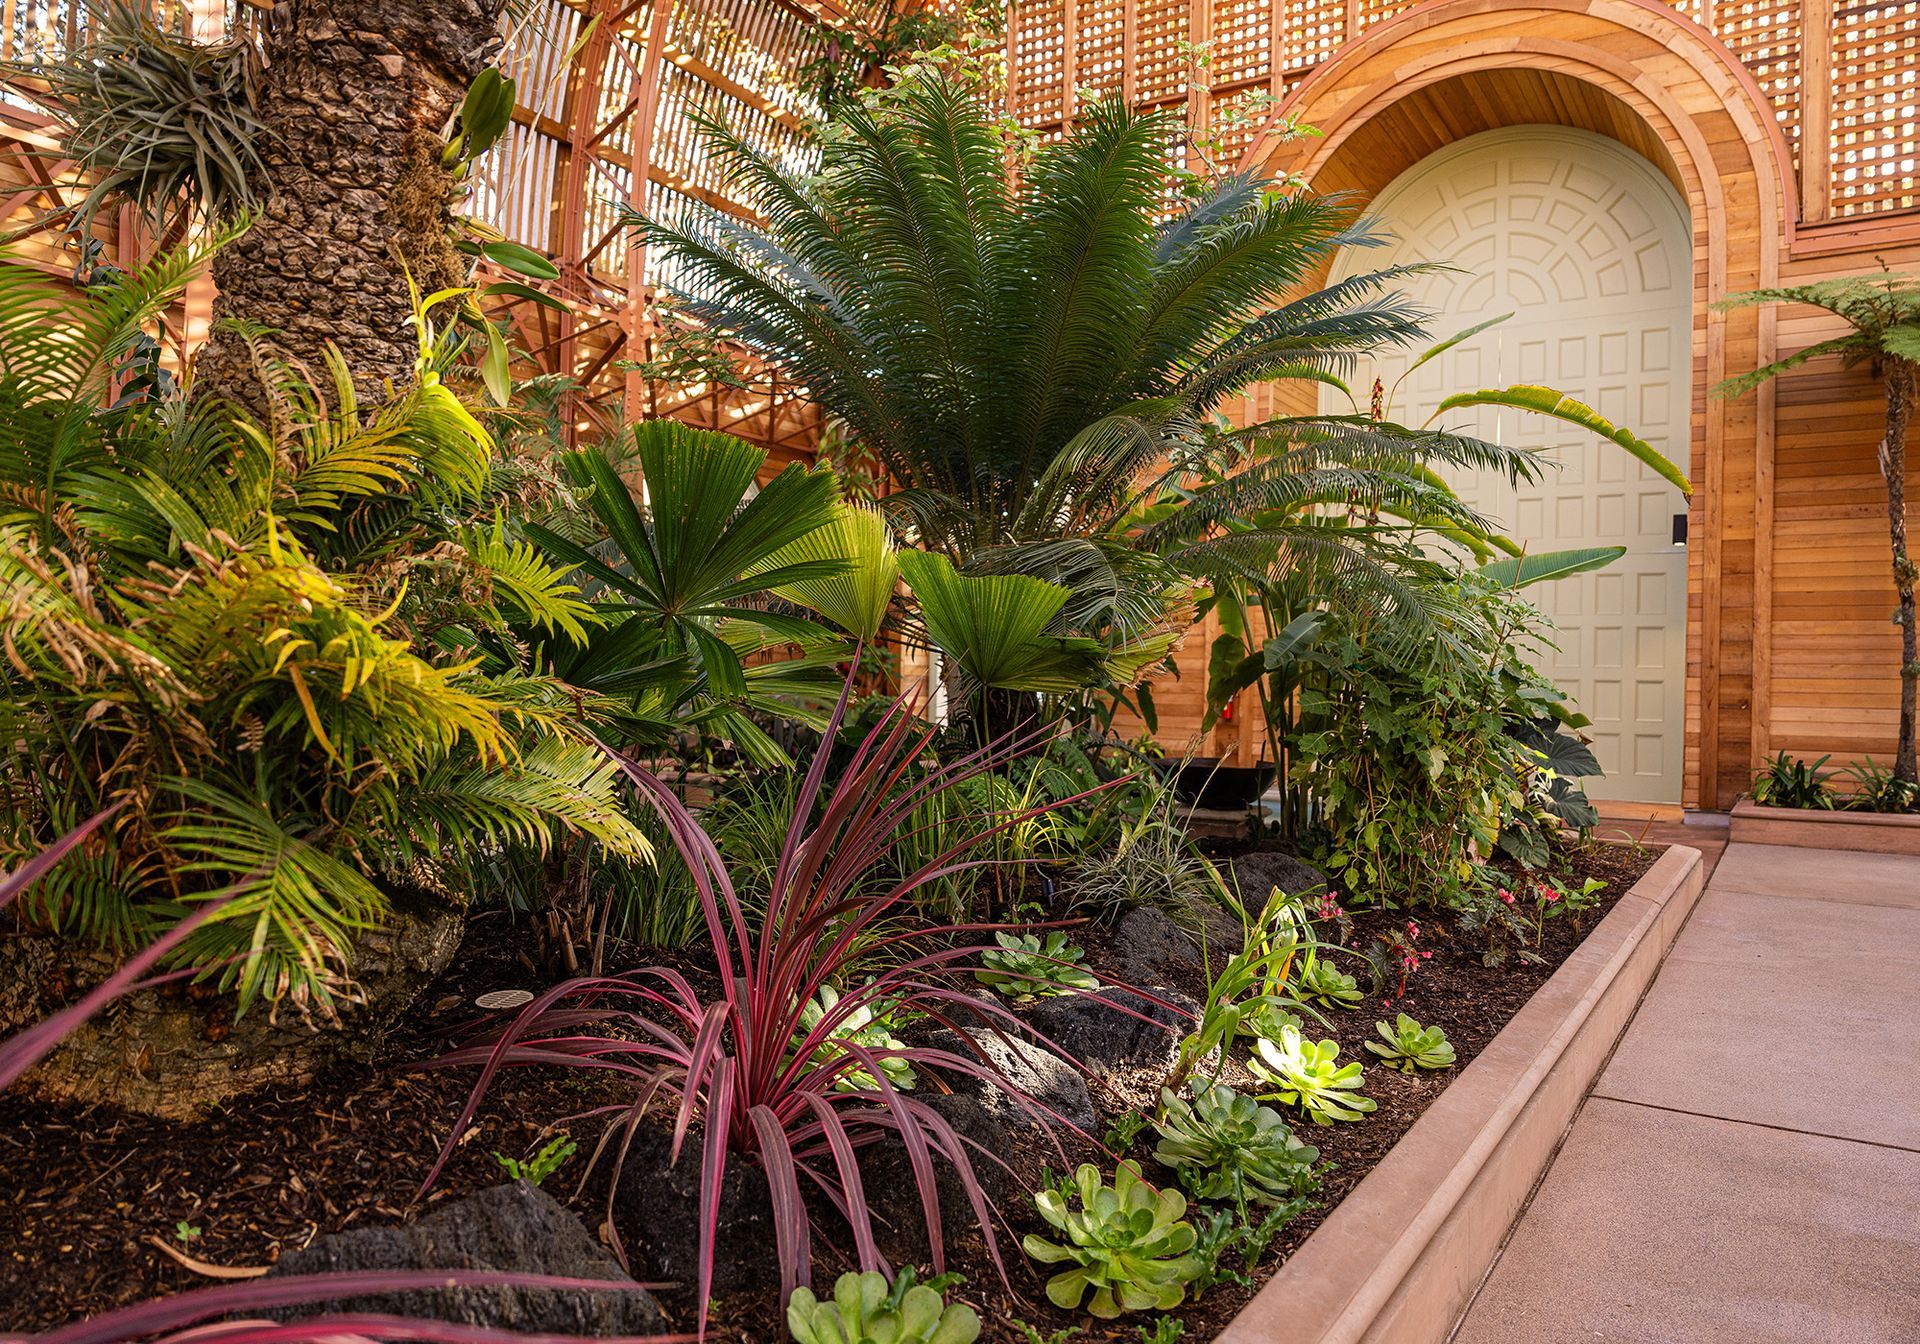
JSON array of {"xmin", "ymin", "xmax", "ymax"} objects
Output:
[{"xmin": 1061, "ymin": 0, "xmax": 1920, "ymax": 810}]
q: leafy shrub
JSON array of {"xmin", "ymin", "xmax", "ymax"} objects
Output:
[
  {"xmin": 1841, "ymin": 758, "xmax": 1920, "ymax": 813},
  {"xmin": 1248, "ymin": 1026, "xmax": 1377, "ymax": 1126},
  {"xmin": 0, "ymin": 248, "xmax": 647, "ymax": 1012},
  {"xmin": 1363, "ymin": 1015, "xmax": 1456, "ymax": 1073},
  {"xmin": 426, "ymin": 676, "xmax": 1099, "ymax": 1320},
  {"xmin": 1151, "ymin": 1084, "xmax": 1319, "ymax": 1209},
  {"xmin": 1163, "ymin": 888, "xmax": 1323, "ymax": 1095},
  {"xmin": 1023, "ymin": 1161, "xmax": 1205, "ymax": 1318},
  {"xmin": 787, "ymin": 1268, "xmax": 980, "ymax": 1344},
  {"xmin": 1750, "ymin": 752, "xmax": 1836, "ymax": 810},
  {"xmin": 975, "ymin": 932, "xmax": 1100, "ymax": 1002}
]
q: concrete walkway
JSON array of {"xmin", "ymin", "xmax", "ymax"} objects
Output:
[{"xmin": 1453, "ymin": 842, "xmax": 1920, "ymax": 1344}]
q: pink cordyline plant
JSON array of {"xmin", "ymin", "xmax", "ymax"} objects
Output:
[{"xmin": 420, "ymin": 667, "xmax": 1145, "ymax": 1324}]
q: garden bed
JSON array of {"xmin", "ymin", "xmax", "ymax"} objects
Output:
[
  {"xmin": 1729, "ymin": 797, "xmax": 1920, "ymax": 855},
  {"xmin": 0, "ymin": 839, "xmax": 1669, "ymax": 1341}
]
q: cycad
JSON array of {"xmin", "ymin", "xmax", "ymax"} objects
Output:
[{"xmin": 628, "ymin": 66, "xmax": 1542, "ymax": 675}]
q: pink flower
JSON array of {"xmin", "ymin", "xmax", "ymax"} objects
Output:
[
  {"xmin": 1498, "ymin": 887, "xmax": 1515, "ymax": 904},
  {"xmin": 1421, "ymin": 950, "xmax": 1433, "ymax": 960},
  {"xmin": 1543, "ymin": 889, "xmax": 1560, "ymax": 904},
  {"xmin": 1405, "ymin": 920, "xmax": 1420, "ymax": 939}
]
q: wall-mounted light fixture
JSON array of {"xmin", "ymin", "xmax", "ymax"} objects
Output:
[{"xmin": 1672, "ymin": 512, "xmax": 1688, "ymax": 548}]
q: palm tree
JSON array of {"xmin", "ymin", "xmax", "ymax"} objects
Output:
[
  {"xmin": 626, "ymin": 68, "xmax": 1544, "ymax": 675},
  {"xmin": 1719, "ymin": 271, "xmax": 1920, "ymax": 784}
]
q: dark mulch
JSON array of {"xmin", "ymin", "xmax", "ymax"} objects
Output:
[{"xmin": 0, "ymin": 839, "xmax": 1661, "ymax": 1340}]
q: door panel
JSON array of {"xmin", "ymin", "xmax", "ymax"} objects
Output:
[{"xmin": 1329, "ymin": 127, "xmax": 1692, "ymax": 803}]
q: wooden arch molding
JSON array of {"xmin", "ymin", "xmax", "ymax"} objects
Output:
[{"xmin": 1236, "ymin": 0, "xmax": 1802, "ymax": 810}]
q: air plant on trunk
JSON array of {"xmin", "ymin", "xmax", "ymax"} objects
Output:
[{"xmin": 421, "ymin": 663, "xmax": 1132, "ymax": 1324}]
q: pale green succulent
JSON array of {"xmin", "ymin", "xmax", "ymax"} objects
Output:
[
  {"xmin": 1022, "ymin": 1160, "xmax": 1204, "ymax": 1318},
  {"xmin": 786, "ymin": 1268, "xmax": 980, "ymax": 1344},
  {"xmin": 1364, "ymin": 1013, "xmax": 1456, "ymax": 1073},
  {"xmin": 1293, "ymin": 949, "xmax": 1362, "ymax": 1010},
  {"xmin": 975, "ymin": 932, "xmax": 1099, "ymax": 1002},
  {"xmin": 1152, "ymin": 1083, "xmax": 1319, "ymax": 1207},
  {"xmin": 795, "ymin": 985, "xmax": 917, "ymax": 1093},
  {"xmin": 1249, "ymin": 1025, "xmax": 1377, "ymax": 1125}
]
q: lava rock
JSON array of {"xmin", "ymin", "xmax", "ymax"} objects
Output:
[
  {"xmin": 859, "ymin": 1091, "xmax": 1020, "ymax": 1264},
  {"xmin": 926, "ymin": 1025, "xmax": 1097, "ymax": 1133},
  {"xmin": 269, "ymin": 1181, "xmax": 663, "ymax": 1333},
  {"xmin": 1222, "ymin": 850, "xmax": 1332, "ymax": 907},
  {"xmin": 1110, "ymin": 905, "xmax": 1203, "ymax": 980},
  {"xmin": 1027, "ymin": 986, "xmax": 1195, "ymax": 1079},
  {"xmin": 610, "ymin": 1121, "xmax": 779, "ymax": 1297}
]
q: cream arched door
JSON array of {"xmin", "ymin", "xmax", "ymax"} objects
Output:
[{"xmin": 1327, "ymin": 126, "xmax": 1692, "ymax": 804}]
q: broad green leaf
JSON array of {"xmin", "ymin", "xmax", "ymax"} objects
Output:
[
  {"xmin": 753, "ymin": 502, "xmax": 895, "ymax": 639},
  {"xmin": 481, "ymin": 280, "xmax": 570, "ymax": 314},
  {"xmin": 898, "ymin": 550, "xmax": 1105, "ymax": 693},
  {"xmin": 481, "ymin": 241, "xmax": 561, "ymax": 281},
  {"xmin": 1431, "ymin": 385, "xmax": 1693, "ymax": 497},
  {"xmin": 480, "ymin": 322, "xmax": 510, "ymax": 407},
  {"xmin": 1474, "ymin": 546, "xmax": 1625, "ymax": 589},
  {"xmin": 1263, "ymin": 610, "xmax": 1326, "ymax": 670}
]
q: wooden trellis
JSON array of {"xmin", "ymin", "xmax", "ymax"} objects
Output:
[{"xmin": 1005, "ymin": 0, "xmax": 1920, "ymax": 222}]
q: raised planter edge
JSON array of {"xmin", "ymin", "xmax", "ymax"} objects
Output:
[
  {"xmin": 1728, "ymin": 796, "xmax": 1920, "ymax": 855},
  {"xmin": 1214, "ymin": 843, "xmax": 1706, "ymax": 1344}
]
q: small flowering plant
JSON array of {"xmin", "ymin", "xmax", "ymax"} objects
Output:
[
  {"xmin": 1528, "ymin": 875, "xmax": 1606, "ymax": 942},
  {"xmin": 1370, "ymin": 919, "xmax": 1432, "ymax": 1004}
]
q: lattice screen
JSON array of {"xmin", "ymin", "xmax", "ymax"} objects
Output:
[
  {"xmin": 1132, "ymin": 0, "xmax": 1189, "ymax": 106},
  {"xmin": 1209, "ymin": 0, "xmax": 1271, "ymax": 86},
  {"xmin": 1831, "ymin": 0, "xmax": 1920, "ymax": 215},
  {"xmin": 1011, "ymin": 0, "xmax": 1068, "ymax": 125},
  {"xmin": 1717, "ymin": 0, "xmax": 1803, "ymax": 169},
  {"xmin": 1277, "ymin": 0, "xmax": 1346, "ymax": 74},
  {"xmin": 1075, "ymin": 0, "xmax": 1129, "ymax": 102},
  {"xmin": 1353, "ymin": 0, "xmax": 1415, "ymax": 35}
]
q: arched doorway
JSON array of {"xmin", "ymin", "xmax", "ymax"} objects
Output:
[{"xmin": 1328, "ymin": 126, "xmax": 1693, "ymax": 803}]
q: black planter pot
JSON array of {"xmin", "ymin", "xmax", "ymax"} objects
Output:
[{"xmin": 1156, "ymin": 757, "xmax": 1276, "ymax": 810}]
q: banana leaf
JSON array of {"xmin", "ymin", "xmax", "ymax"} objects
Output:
[
  {"xmin": 1474, "ymin": 546, "xmax": 1625, "ymax": 589},
  {"xmin": 1431, "ymin": 385, "xmax": 1693, "ymax": 496}
]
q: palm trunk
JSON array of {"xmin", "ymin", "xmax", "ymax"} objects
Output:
[
  {"xmin": 194, "ymin": 0, "xmax": 502, "ymax": 407},
  {"xmin": 1884, "ymin": 361, "xmax": 1918, "ymax": 785}
]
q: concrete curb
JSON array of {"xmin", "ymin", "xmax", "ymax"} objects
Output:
[
  {"xmin": 1215, "ymin": 844, "xmax": 1707, "ymax": 1344},
  {"xmin": 1729, "ymin": 797, "xmax": 1920, "ymax": 855}
]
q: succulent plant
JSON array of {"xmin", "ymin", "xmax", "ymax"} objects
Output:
[
  {"xmin": 1022, "ymin": 1160, "xmax": 1204, "ymax": 1317},
  {"xmin": 787, "ymin": 1268, "xmax": 981, "ymax": 1344},
  {"xmin": 1248, "ymin": 1025, "xmax": 1377, "ymax": 1125},
  {"xmin": 975, "ymin": 931, "xmax": 1100, "ymax": 1002},
  {"xmin": 1151, "ymin": 1083, "xmax": 1320, "ymax": 1207},
  {"xmin": 1293, "ymin": 949, "xmax": 1363, "ymax": 1010},
  {"xmin": 796, "ymin": 984, "xmax": 917, "ymax": 1092},
  {"xmin": 1364, "ymin": 1013, "xmax": 1456, "ymax": 1073}
]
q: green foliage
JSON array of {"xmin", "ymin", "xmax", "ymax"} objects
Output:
[
  {"xmin": 1151, "ymin": 1083, "xmax": 1320, "ymax": 1209},
  {"xmin": 1292, "ymin": 586, "xmax": 1542, "ymax": 906},
  {"xmin": 1841, "ymin": 758, "xmax": 1920, "ymax": 814},
  {"xmin": 0, "ymin": 244, "xmax": 649, "ymax": 1013},
  {"xmin": 786, "ymin": 1268, "xmax": 981, "ymax": 1344},
  {"xmin": 1431, "ymin": 387, "xmax": 1692, "ymax": 497},
  {"xmin": 1134, "ymin": 1319, "xmax": 1185, "ymax": 1344},
  {"xmin": 493, "ymin": 1134, "xmax": 578, "ymax": 1186},
  {"xmin": 1162, "ymin": 888, "xmax": 1322, "ymax": 1095},
  {"xmin": 1473, "ymin": 546, "xmax": 1627, "ymax": 589},
  {"xmin": 15, "ymin": 2, "xmax": 267, "ymax": 226},
  {"xmin": 1363, "ymin": 1014, "xmax": 1455, "ymax": 1073},
  {"xmin": 1023, "ymin": 1161, "xmax": 1205, "ymax": 1318},
  {"xmin": 795, "ymin": 985, "xmax": 918, "ymax": 1093},
  {"xmin": 1292, "ymin": 949, "xmax": 1362, "ymax": 1010},
  {"xmin": 898, "ymin": 549, "xmax": 1107, "ymax": 695},
  {"xmin": 1750, "ymin": 752, "xmax": 1837, "ymax": 810},
  {"xmin": 975, "ymin": 932, "xmax": 1100, "ymax": 1003},
  {"xmin": 1249, "ymin": 1026, "xmax": 1377, "ymax": 1126}
]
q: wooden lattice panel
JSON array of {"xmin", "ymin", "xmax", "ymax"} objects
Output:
[
  {"xmin": 1075, "ymin": 0, "xmax": 1128, "ymax": 102},
  {"xmin": 1354, "ymin": 0, "xmax": 1416, "ymax": 35},
  {"xmin": 1716, "ymin": 0, "xmax": 1802, "ymax": 167},
  {"xmin": 668, "ymin": 0, "xmax": 823, "ymax": 122},
  {"xmin": 1276, "ymin": 0, "xmax": 1345, "ymax": 75},
  {"xmin": 1208, "ymin": 0, "xmax": 1271, "ymax": 86},
  {"xmin": 1207, "ymin": 84, "xmax": 1270, "ymax": 167},
  {"xmin": 470, "ymin": 121, "xmax": 560, "ymax": 251},
  {"xmin": 1132, "ymin": 0, "xmax": 1190, "ymax": 105},
  {"xmin": 1830, "ymin": 0, "xmax": 1920, "ymax": 216},
  {"xmin": 1011, "ymin": 0, "xmax": 1067, "ymax": 125}
]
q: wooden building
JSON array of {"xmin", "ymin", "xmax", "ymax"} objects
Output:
[{"xmin": 1007, "ymin": 0, "xmax": 1920, "ymax": 812}]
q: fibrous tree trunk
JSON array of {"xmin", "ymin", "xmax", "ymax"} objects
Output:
[
  {"xmin": 194, "ymin": 0, "xmax": 503, "ymax": 407},
  {"xmin": 1884, "ymin": 360, "xmax": 1918, "ymax": 785}
]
